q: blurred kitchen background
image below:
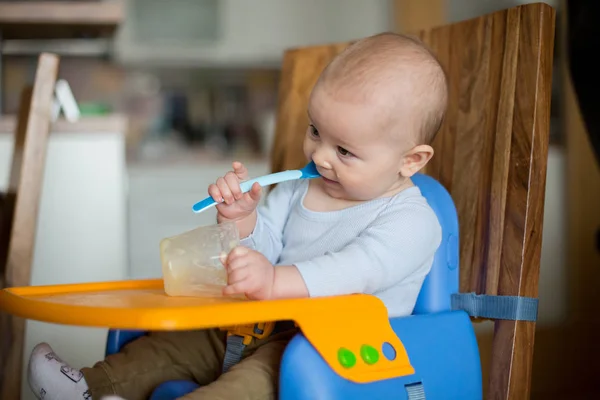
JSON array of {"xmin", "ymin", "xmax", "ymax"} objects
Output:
[
  {"xmin": 2, "ymin": 1, "xmax": 597, "ymax": 399},
  {"xmin": 1, "ymin": 0, "xmax": 401, "ymax": 284}
]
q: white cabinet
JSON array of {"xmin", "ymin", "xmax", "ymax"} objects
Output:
[{"xmin": 0, "ymin": 116, "xmax": 128, "ymax": 400}]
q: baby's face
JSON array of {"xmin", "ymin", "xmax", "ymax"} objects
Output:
[{"xmin": 303, "ymin": 85, "xmax": 415, "ymax": 201}]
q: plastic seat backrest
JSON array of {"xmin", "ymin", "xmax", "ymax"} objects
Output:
[{"xmin": 410, "ymin": 173, "xmax": 459, "ymax": 315}]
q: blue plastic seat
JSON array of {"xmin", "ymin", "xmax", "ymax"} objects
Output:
[{"xmin": 106, "ymin": 173, "xmax": 482, "ymax": 399}]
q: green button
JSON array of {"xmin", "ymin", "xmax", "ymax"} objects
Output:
[
  {"xmin": 337, "ymin": 348, "xmax": 356, "ymax": 368},
  {"xmin": 360, "ymin": 345, "xmax": 380, "ymax": 365}
]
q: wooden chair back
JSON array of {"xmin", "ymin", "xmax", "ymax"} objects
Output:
[
  {"xmin": 0, "ymin": 52, "xmax": 59, "ymax": 400},
  {"xmin": 270, "ymin": 3, "xmax": 555, "ymax": 399}
]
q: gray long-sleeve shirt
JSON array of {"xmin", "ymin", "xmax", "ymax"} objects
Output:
[{"xmin": 240, "ymin": 179, "xmax": 441, "ymax": 317}]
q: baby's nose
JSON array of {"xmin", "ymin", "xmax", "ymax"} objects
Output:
[
  {"xmin": 312, "ymin": 151, "xmax": 330, "ymax": 169},
  {"xmin": 312, "ymin": 145, "xmax": 333, "ymax": 170},
  {"xmin": 313, "ymin": 157, "xmax": 332, "ymax": 170}
]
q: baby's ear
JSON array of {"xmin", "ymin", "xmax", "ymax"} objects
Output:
[{"xmin": 399, "ymin": 145, "xmax": 434, "ymax": 177}]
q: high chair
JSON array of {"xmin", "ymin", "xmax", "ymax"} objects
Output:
[{"xmin": 0, "ymin": 3, "xmax": 555, "ymax": 400}]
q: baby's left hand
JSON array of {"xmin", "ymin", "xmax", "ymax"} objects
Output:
[{"xmin": 223, "ymin": 247, "xmax": 274, "ymax": 300}]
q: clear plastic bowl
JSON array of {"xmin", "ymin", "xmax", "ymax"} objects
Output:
[{"xmin": 160, "ymin": 221, "xmax": 240, "ymax": 297}]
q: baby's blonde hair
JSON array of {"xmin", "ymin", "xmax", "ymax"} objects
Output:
[{"xmin": 317, "ymin": 32, "xmax": 448, "ymax": 145}]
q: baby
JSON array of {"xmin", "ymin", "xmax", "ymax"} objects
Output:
[{"xmin": 27, "ymin": 32, "xmax": 447, "ymax": 400}]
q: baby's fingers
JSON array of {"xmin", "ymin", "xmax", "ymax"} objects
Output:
[
  {"xmin": 246, "ymin": 183, "xmax": 262, "ymax": 203},
  {"xmin": 226, "ymin": 247, "xmax": 249, "ymax": 265},
  {"xmin": 223, "ymin": 280, "xmax": 250, "ymax": 296},
  {"xmin": 232, "ymin": 161, "xmax": 249, "ymax": 181},
  {"xmin": 216, "ymin": 177, "xmax": 235, "ymax": 204},
  {"xmin": 224, "ymin": 172, "xmax": 243, "ymax": 200},
  {"xmin": 208, "ymin": 183, "xmax": 223, "ymax": 204}
]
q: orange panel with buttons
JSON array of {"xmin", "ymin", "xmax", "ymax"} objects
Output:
[{"xmin": 0, "ymin": 278, "xmax": 415, "ymax": 383}]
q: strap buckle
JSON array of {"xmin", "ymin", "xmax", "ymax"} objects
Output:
[{"xmin": 221, "ymin": 322, "xmax": 275, "ymax": 345}]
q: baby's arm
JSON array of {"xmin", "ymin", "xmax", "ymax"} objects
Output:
[
  {"xmin": 272, "ymin": 265, "xmax": 309, "ymax": 298},
  {"xmin": 280, "ymin": 203, "xmax": 442, "ymax": 298},
  {"xmin": 240, "ymin": 180, "xmax": 295, "ymax": 263},
  {"xmin": 223, "ymin": 247, "xmax": 308, "ymax": 300},
  {"xmin": 225, "ymin": 202, "xmax": 441, "ymax": 300}
]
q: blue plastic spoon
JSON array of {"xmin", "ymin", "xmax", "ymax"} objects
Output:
[{"xmin": 192, "ymin": 161, "xmax": 321, "ymax": 214}]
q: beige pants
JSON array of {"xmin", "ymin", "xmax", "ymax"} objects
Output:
[{"xmin": 82, "ymin": 327, "xmax": 297, "ymax": 400}]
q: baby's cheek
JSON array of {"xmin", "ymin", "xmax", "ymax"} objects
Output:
[{"xmin": 343, "ymin": 177, "xmax": 370, "ymax": 199}]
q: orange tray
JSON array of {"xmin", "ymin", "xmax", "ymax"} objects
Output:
[{"xmin": 0, "ymin": 278, "xmax": 414, "ymax": 383}]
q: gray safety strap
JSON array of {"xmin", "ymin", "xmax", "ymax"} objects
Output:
[
  {"xmin": 222, "ymin": 335, "xmax": 245, "ymax": 373},
  {"xmin": 451, "ymin": 292, "xmax": 538, "ymax": 322},
  {"xmin": 221, "ymin": 321, "xmax": 297, "ymax": 373},
  {"xmin": 405, "ymin": 382, "xmax": 426, "ymax": 399}
]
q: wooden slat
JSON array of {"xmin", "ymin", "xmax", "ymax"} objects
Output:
[
  {"xmin": 453, "ymin": 15, "xmax": 495, "ymax": 295},
  {"xmin": 420, "ymin": 23, "xmax": 453, "ymax": 188},
  {"xmin": 483, "ymin": 8, "xmax": 520, "ymax": 296},
  {"xmin": 0, "ymin": 53, "xmax": 59, "ymax": 400},
  {"xmin": 490, "ymin": 4, "xmax": 555, "ymax": 399},
  {"xmin": 422, "ymin": 13, "xmax": 501, "ymax": 295}
]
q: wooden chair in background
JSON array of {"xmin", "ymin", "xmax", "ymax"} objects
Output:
[
  {"xmin": 271, "ymin": 3, "xmax": 555, "ymax": 399},
  {"xmin": 0, "ymin": 52, "xmax": 59, "ymax": 400}
]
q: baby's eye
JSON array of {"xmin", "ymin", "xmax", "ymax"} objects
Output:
[
  {"xmin": 337, "ymin": 146, "xmax": 352, "ymax": 157},
  {"xmin": 309, "ymin": 125, "xmax": 319, "ymax": 137}
]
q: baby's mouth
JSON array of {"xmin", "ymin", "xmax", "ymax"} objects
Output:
[{"xmin": 321, "ymin": 176, "xmax": 339, "ymax": 185}]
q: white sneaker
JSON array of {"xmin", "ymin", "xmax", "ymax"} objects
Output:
[{"xmin": 27, "ymin": 342, "xmax": 91, "ymax": 400}]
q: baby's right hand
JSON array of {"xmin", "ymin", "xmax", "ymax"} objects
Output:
[{"xmin": 208, "ymin": 161, "xmax": 262, "ymax": 221}]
